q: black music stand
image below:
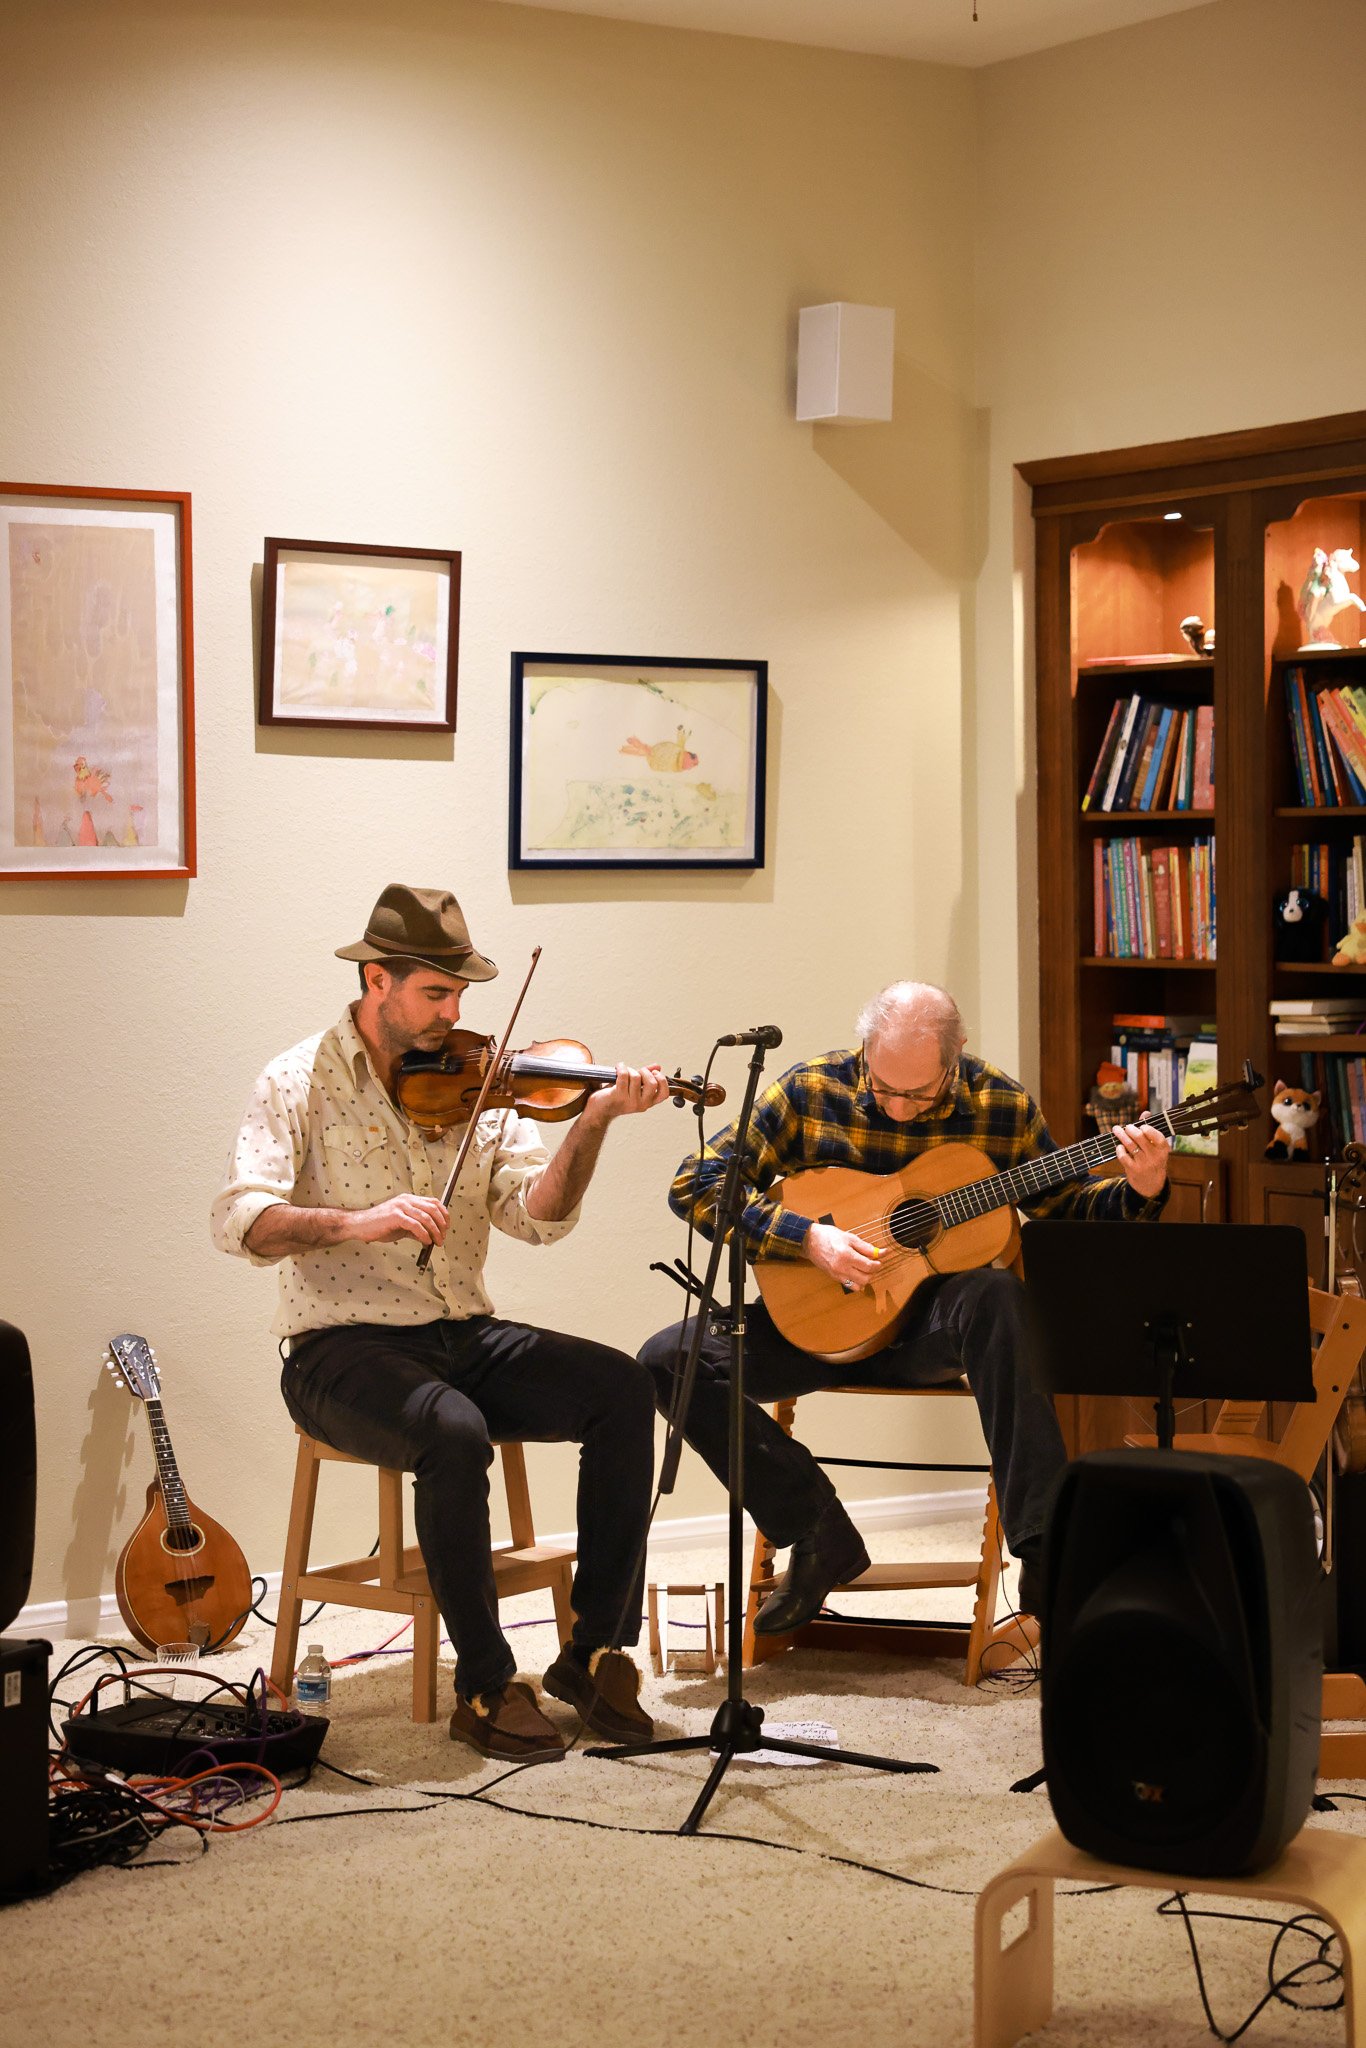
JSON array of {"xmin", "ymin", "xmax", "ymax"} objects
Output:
[
  {"xmin": 586, "ymin": 1036, "xmax": 931, "ymax": 1833},
  {"xmin": 1021, "ymin": 1222, "xmax": 1315, "ymax": 1448}
]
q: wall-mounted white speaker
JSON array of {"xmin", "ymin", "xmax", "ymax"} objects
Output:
[{"xmin": 795, "ymin": 302, "xmax": 894, "ymax": 424}]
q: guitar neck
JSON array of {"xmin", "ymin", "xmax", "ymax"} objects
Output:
[
  {"xmin": 925, "ymin": 1111, "xmax": 1177, "ymax": 1226},
  {"xmin": 143, "ymin": 1400, "xmax": 193, "ymax": 1533}
]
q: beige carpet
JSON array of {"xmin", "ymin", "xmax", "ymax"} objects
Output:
[{"xmin": 6, "ymin": 1520, "xmax": 1362, "ymax": 2048}]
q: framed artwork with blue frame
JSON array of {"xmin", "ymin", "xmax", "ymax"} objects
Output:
[{"xmin": 509, "ymin": 651, "xmax": 767, "ymax": 870}]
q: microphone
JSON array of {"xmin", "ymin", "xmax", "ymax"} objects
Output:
[{"xmin": 717, "ymin": 1025, "xmax": 783, "ymax": 1049}]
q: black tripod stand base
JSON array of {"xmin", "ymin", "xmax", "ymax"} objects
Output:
[{"xmin": 585, "ymin": 1696, "xmax": 936, "ymax": 1835}]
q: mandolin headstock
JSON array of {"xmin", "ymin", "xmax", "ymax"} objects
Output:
[{"xmin": 105, "ymin": 1331, "xmax": 161, "ymax": 1404}]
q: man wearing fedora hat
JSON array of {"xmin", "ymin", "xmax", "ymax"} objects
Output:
[{"xmin": 213, "ymin": 883, "xmax": 671, "ymax": 1762}]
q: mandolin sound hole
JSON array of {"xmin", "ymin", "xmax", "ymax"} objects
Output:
[
  {"xmin": 160, "ymin": 1524, "xmax": 205, "ymax": 1555},
  {"xmin": 889, "ymin": 1199, "xmax": 941, "ymax": 1251}
]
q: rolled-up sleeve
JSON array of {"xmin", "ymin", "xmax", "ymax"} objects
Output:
[
  {"xmin": 486, "ymin": 1111, "xmax": 580, "ymax": 1246},
  {"xmin": 211, "ymin": 1069, "xmax": 305, "ymax": 1266}
]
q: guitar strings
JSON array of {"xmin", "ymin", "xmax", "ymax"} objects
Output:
[{"xmin": 808, "ymin": 1103, "xmax": 1211, "ymax": 1272}]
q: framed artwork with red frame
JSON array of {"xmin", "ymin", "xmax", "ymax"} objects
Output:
[{"xmin": 0, "ymin": 482, "xmax": 195, "ymax": 880}]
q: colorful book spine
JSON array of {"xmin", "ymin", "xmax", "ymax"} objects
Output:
[
  {"xmin": 1192, "ymin": 705, "xmax": 1215, "ymax": 809},
  {"xmin": 1083, "ymin": 696, "xmax": 1128, "ymax": 811}
]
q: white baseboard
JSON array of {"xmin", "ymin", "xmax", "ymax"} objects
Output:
[{"xmin": 16, "ymin": 1484, "xmax": 990, "ymax": 1641}]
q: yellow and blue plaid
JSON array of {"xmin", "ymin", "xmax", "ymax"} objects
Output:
[{"xmin": 668, "ymin": 1046, "xmax": 1165, "ymax": 1262}]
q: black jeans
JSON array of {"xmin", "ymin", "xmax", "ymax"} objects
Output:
[
  {"xmin": 639, "ymin": 1266, "xmax": 1066, "ymax": 1553},
  {"xmin": 281, "ymin": 1317, "xmax": 656, "ymax": 1701}
]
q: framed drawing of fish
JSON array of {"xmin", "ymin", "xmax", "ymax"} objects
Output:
[
  {"xmin": 0, "ymin": 482, "xmax": 195, "ymax": 881},
  {"xmin": 509, "ymin": 652, "xmax": 767, "ymax": 870}
]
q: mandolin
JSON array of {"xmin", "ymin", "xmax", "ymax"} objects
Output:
[
  {"xmin": 105, "ymin": 1332, "xmax": 253, "ymax": 1654},
  {"xmin": 755, "ymin": 1067, "xmax": 1263, "ymax": 1364}
]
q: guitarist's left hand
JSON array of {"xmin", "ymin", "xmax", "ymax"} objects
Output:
[{"xmin": 1113, "ymin": 1121, "xmax": 1172, "ymax": 1199}]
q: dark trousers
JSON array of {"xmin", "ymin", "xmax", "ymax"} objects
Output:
[
  {"xmin": 638, "ymin": 1267, "xmax": 1066, "ymax": 1554},
  {"xmin": 281, "ymin": 1317, "xmax": 656, "ymax": 1700}
]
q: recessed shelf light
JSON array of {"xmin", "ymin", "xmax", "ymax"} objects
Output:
[{"xmin": 1163, "ymin": 511, "xmax": 1182, "ymax": 521}]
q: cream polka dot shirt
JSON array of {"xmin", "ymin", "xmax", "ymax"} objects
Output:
[{"xmin": 210, "ymin": 1005, "xmax": 579, "ymax": 1339}]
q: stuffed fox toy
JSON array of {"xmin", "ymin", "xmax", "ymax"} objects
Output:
[{"xmin": 1264, "ymin": 1081, "xmax": 1321, "ymax": 1159}]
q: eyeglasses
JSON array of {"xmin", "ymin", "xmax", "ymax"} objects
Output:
[{"xmin": 863, "ymin": 1055, "xmax": 957, "ymax": 1110}]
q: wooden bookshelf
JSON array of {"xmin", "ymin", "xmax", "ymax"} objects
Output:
[{"xmin": 1025, "ymin": 412, "xmax": 1366, "ymax": 1447}]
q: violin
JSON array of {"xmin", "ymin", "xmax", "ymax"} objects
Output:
[{"xmin": 396, "ymin": 1026, "xmax": 726, "ymax": 1132}]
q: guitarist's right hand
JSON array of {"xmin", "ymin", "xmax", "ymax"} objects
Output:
[{"xmin": 805, "ymin": 1221, "xmax": 883, "ymax": 1289}]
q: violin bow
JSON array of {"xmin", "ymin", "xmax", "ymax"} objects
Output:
[{"xmin": 415, "ymin": 945, "xmax": 543, "ymax": 1274}]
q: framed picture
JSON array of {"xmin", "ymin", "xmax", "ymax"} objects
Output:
[
  {"xmin": 509, "ymin": 653, "xmax": 767, "ymax": 870},
  {"xmin": 0, "ymin": 482, "xmax": 195, "ymax": 880},
  {"xmin": 259, "ymin": 536, "xmax": 460, "ymax": 731}
]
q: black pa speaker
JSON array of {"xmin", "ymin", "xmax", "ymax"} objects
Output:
[
  {"xmin": 1041, "ymin": 1449, "xmax": 1322, "ymax": 1877},
  {"xmin": 0, "ymin": 1321, "xmax": 37, "ymax": 1633}
]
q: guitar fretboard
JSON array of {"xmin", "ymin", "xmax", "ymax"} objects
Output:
[{"xmin": 892, "ymin": 1111, "xmax": 1179, "ymax": 1240}]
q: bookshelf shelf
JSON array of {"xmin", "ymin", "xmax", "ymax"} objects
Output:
[
  {"xmin": 1274, "ymin": 806, "xmax": 1366, "ymax": 820},
  {"xmin": 1026, "ymin": 408, "xmax": 1366, "ymax": 1322},
  {"xmin": 1080, "ymin": 956, "xmax": 1214, "ymax": 969},
  {"xmin": 1080, "ymin": 810, "xmax": 1214, "ymax": 827},
  {"xmin": 1275, "ymin": 961, "xmax": 1366, "ymax": 974},
  {"xmin": 1274, "ymin": 1036, "xmax": 1366, "ymax": 1053}
]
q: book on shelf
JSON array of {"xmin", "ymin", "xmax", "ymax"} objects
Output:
[
  {"xmin": 1296, "ymin": 1051, "xmax": 1366, "ymax": 1156},
  {"xmin": 1287, "ymin": 835, "xmax": 1366, "ymax": 952},
  {"xmin": 1082, "ymin": 695, "xmax": 1202, "ymax": 813},
  {"xmin": 1108, "ymin": 1013, "xmax": 1209, "ymax": 1117},
  {"xmin": 1094, "ymin": 835, "xmax": 1216, "ymax": 960},
  {"xmin": 1269, "ymin": 994, "xmax": 1366, "ymax": 1015},
  {"xmin": 1172, "ymin": 1038, "xmax": 1218, "ymax": 1155},
  {"xmin": 1284, "ymin": 667, "xmax": 1366, "ymax": 807},
  {"xmin": 1191, "ymin": 703, "xmax": 1215, "ymax": 810}
]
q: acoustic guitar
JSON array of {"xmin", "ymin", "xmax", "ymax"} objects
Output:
[
  {"xmin": 755, "ymin": 1067, "xmax": 1263, "ymax": 1364},
  {"xmin": 105, "ymin": 1332, "xmax": 253, "ymax": 1654}
]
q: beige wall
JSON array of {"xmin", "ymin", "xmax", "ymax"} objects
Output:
[
  {"xmin": 974, "ymin": 0, "xmax": 1366, "ymax": 1081},
  {"xmin": 1, "ymin": 0, "xmax": 986, "ymax": 1611}
]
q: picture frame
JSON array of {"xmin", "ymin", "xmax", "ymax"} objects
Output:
[
  {"xmin": 0, "ymin": 481, "xmax": 195, "ymax": 881},
  {"xmin": 259, "ymin": 536, "xmax": 460, "ymax": 732},
  {"xmin": 509, "ymin": 652, "xmax": 768, "ymax": 870}
]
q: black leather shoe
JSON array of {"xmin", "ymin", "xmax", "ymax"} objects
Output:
[{"xmin": 753, "ymin": 1499, "xmax": 871, "ymax": 1636}]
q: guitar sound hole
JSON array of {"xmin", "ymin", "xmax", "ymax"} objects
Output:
[
  {"xmin": 890, "ymin": 1200, "xmax": 940, "ymax": 1251},
  {"xmin": 161, "ymin": 1524, "xmax": 205, "ymax": 1555}
]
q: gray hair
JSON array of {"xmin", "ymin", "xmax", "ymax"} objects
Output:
[{"xmin": 856, "ymin": 981, "xmax": 966, "ymax": 1066}]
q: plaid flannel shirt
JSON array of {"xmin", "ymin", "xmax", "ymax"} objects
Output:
[{"xmin": 668, "ymin": 1047, "xmax": 1169, "ymax": 1263}]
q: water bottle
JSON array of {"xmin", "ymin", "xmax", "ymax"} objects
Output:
[{"xmin": 294, "ymin": 1643, "xmax": 332, "ymax": 1709}]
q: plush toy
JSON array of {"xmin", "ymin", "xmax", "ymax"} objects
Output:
[
  {"xmin": 1275, "ymin": 886, "xmax": 1328, "ymax": 962},
  {"xmin": 1334, "ymin": 917, "xmax": 1366, "ymax": 966},
  {"xmin": 1265, "ymin": 1080, "xmax": 1322, "ymax": 1159},
  {"xmin": 1087, "ymin": 1060, "xmax": 1138, "ymax": 1134}
]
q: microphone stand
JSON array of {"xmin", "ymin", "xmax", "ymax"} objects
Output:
[{"xmin": 586, "ymin": 1036, "xmax": 933, "ymax": 1835}]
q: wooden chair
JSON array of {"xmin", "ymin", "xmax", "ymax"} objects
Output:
[
  {"xmin": 744, "ymin": 1382, "xmax": 1038, "ymax": 1684},
  {"xmin": 269, "ymin": 1429, "xmax": 576, "ymax": 1721},
  {"xmin": 1124, "ymin": 1284, "xmax": 1366, "ymax": 1776}
]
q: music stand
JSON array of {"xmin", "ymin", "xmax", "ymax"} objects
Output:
[{"xmin": 1021, "ymin": 1223, "xmax": 1315, "ymax": 1447}]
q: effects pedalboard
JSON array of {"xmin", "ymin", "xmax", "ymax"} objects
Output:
[{"xmin": 62, "ymin": 1695, "xmax": 329, "ymax": 1777}]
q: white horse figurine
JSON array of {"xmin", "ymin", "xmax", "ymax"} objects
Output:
[{"xmin": 1298, "ymin": 546, "xmax": 1366, "ymax": 648}]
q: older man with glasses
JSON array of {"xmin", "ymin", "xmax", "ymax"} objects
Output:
[{"xmin": 638, "ymin": 981, "xmax": 1170, "ymax": 1631}]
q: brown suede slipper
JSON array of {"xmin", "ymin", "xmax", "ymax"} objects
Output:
[
  {"xmin": 542, "ymin": 1646, "xmax": 654, "ymax": 1742},
  {"xmin": 449, "ymin": 1679, "xmax": 566, "ymax": 1762}
]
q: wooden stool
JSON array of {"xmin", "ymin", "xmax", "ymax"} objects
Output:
[
  {"xmin": 745, "ymin": 1384, "xmax": 1038, "ymax": 1684},
  {"xmin": 270, "ymin": 1429, "xmax": 576, "ymax": 1721},
  {"xmin": 974, "ymin": 1823, "xmax": 1366, "ymax": 2046}
]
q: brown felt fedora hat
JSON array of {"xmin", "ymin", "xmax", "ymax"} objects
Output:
[{"xmin": 336, "ymin": 884, "xmax": 498, "ymax": 982}]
